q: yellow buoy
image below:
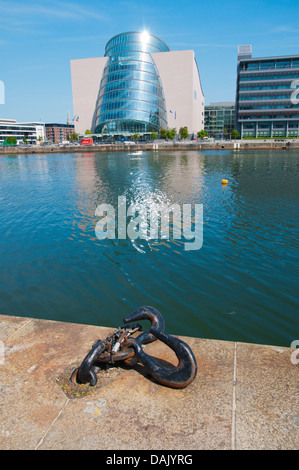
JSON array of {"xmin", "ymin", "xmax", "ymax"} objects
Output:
[{"xmin": 222, "ymin": 179, "xmax": 228, "ymax": 185}]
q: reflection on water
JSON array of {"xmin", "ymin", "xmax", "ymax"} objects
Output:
[{"xmin": 0, "ymin": 150, "xmax": 298, "ymax": 347}]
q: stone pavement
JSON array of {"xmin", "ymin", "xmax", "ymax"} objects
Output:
[{"xmin": 0, "ymin": 314, "xmax": 298, "ymax": 450}]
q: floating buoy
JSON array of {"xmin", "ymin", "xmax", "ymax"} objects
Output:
[{"xmin": 222, "ymin": 179, "xmax": 228, "ymax": 185}]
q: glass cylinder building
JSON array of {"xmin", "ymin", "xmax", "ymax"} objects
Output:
[{"xmin": 94, "ymin": 32, "xmax": 169, "ymax": 135}]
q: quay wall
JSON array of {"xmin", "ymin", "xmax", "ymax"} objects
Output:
[
  {"xmin": 0, "ymin": 314, "xmax": 298, "ymax": 450},
  {"xmin": 0, "ymin": 140, "xmax": 299, "ymax": 154}
]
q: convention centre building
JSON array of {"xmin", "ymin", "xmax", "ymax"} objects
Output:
[{"xmin": 71, "ymin": 31, "xmax": 205, "ymax": 138}]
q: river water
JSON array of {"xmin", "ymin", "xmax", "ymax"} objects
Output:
[{"xmin": 0, "ymin": 149, "xmax": 298, "ymax": 347}]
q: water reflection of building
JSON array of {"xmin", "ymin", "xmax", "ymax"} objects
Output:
[
  {"xmin": 74, "ymin": 150, "xmax": 205, "ymax": 213},
  {"xmin": 75, "ymin": 152, "xmax": 97, "ymax": 192}
]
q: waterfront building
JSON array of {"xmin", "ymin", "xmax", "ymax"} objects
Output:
[
  {"xmin": 25, "ymin": 122, "xmax": 45, "ymax": 142},
  {"xmin": 0, "ymin": 118, "xmax": 45, "ymax": 144},
  {"xmin": 71, "ymin": 31, "xmax": 204, "ymax": 137},
  {"xmin": 204, "ymin": 102, "xmax": 235, "ymax": 138},
  {"xmin": 236, "ymin": 45, "xmax": 299, "ymax": 138},
  {"xmin": 45, "ymin": 123, "xmax": 75, "ymax": 143}
]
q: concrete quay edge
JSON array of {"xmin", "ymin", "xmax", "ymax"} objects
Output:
[
  {"xmin": 1, "ymin": 140, "xmax": 299, "ymax": 154},
  {"xmin": 0, "ymin": 314, "xmax": 298, "ymax": 450}
]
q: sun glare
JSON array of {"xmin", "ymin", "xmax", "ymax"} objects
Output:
[{"xmin": 140, "ymin": 31, "xmax": 150, "ymax": 43}]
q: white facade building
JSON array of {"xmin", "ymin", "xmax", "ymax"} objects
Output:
[
  {"xmin": 25, "ymin": 123, "xmax": 45, "ymax": 142},
  {"xmin": 0, "ymin": 118, "xmax": 45, "ymax": 144},
  {"xmin": 71, "ymin": 57, "xmax": 107, "ymax": 135}
]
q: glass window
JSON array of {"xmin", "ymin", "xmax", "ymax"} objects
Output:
[
  {"xmin": 247, "ymin": 62, "xmax": 259, "ymax": 71},
  {"xmin": 260, "ymin": 62, "xmax": 275, "ymax": 70},
  {"xmin": 239, "ymin": 73, "xmax": 299, "ymax": 82},
  {"xmin": 276, "ymin": 60, "xmax": 291, "ymax": 69}
]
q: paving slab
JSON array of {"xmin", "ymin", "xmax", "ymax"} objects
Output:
[{"xmin": 0, "ymin": 314, "xmax": 298, "ymax": 450}]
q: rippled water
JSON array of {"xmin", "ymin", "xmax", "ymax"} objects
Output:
[{"xmin": 0, "ymin": 149, "xmax": 298, "ymax": 347}]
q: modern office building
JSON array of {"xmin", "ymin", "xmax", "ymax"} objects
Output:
[
  {"xmin": 0, "ymin": 118, "xmax": 45, "ymax": 144},
  {"xmin": 25, "ymin": 122, "xmax": 45, "ymax": 142},
  {"xmin": 71, "ymin": 31, "xmax": 204, "ymax": 137},
  {"xmin": 236, "ymin": 45, "xmax": 299, "ymax": 138},
  {"xmin": 204, "ymin": 102, "xmax": 235, "ymax": 138},
  {"xmin": 45, "ymin": 123, "xmax": 75, "ymax": 143}
]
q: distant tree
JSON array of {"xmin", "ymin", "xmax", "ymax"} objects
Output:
[
  {"xmin": 69, "ymin": 132, "xmax": 79, "ymax": 141},
  {"xmin": 151, "ymin": 131, "xmax": 158, "ymax": 140},
  {"xmin": 197, "ymin": 130, "xmax": 207, "ymax": 139},
  {"xmin": 179, "ymin": 126, "xmax": 189, "ymax": 140},
  {"xmin": 85, "ymin": 129, "xmax": 92, "ymax": 134},
  {"xmin": 231, "ymin": 129, "xmax": 240, "ymax": 139},
  {"xmin": 23, "ymin": 136, "xmax": 27, "ymax": 144},
  {"xmin": 160, "ymin": 128, "xmax": 167, "ymax": 139},
  {"xmin": 132, "ymin": 133, "xmax": 140, "ymax": 140},
  {"xmin": 166, "ymin": 128, "xmax": 176, "ymax": 140},
  {"xmin": 6, "ymin": 136, "xmax": 17, "ymax": 144},
  {"xmin": 223, "ymin": 127, "xmax": 229, "ymax": 139}
]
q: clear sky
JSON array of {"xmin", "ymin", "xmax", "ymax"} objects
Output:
[{"xmin": 0, "ymin": 0, "xmax": 298, "ymax": 124}]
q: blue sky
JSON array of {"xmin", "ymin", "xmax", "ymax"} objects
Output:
[{"xmin": 0, "ymin": 0, "xmax": 298, "ymax": 123}]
